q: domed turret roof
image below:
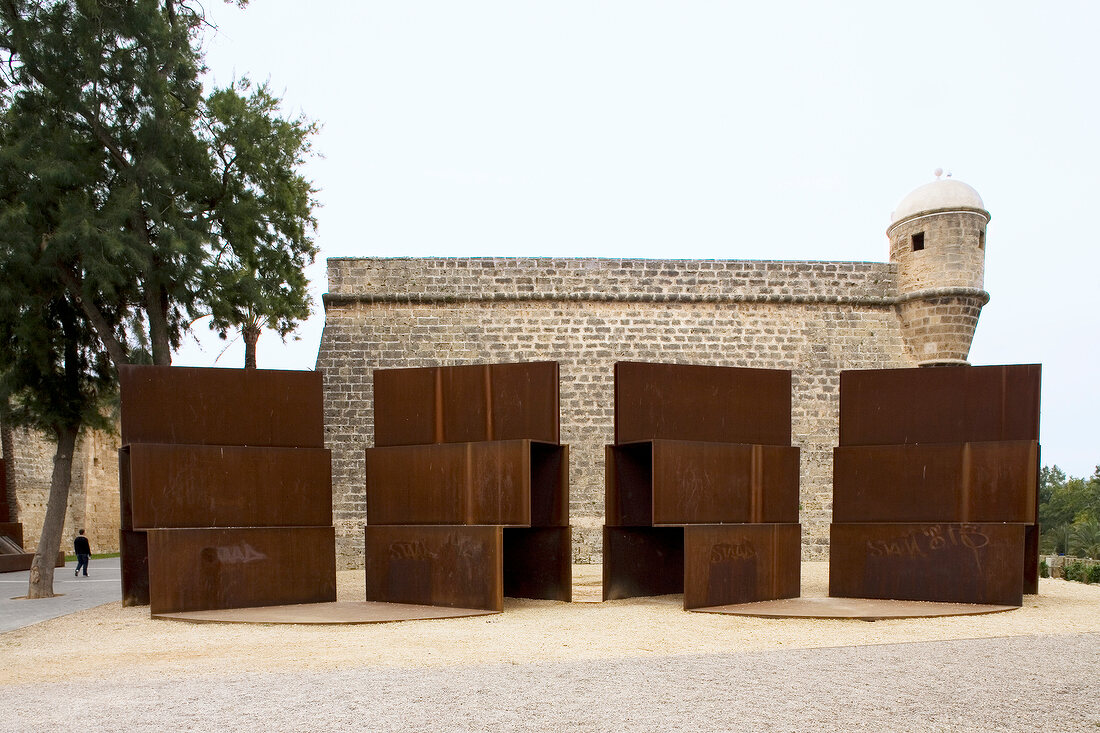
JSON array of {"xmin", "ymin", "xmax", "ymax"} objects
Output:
[{"xmin": 890, "ymin": 176, "xmax": 987, "ymax": 226}]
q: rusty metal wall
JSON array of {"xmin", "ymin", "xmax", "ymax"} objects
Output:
[
  {"xmin": 119, "ymin": 365, "xmax": 324, "ymax": 448},
  {"xmin": 373, "ymin": 362, "xmax": 560, "ymax": 447},
  {"xmin": 830, "ymin": 364, "xmax": 1041, "ymax": 605},
  {"xmin": 366, "ymin": 361, "xmax": 570, "ymax": 610},
  {"xmin": 118, "ymin": 365, "xmax": 334, "ymax": 612},
  {"xmin": 838, "ymin": 364, "xmax": 1041, "ymax": 446},
  {"xmin": 613, "ymin": 362, "xmax": 791, "ymax": 446},
  {"xmin": 364, "ymin": 525, "xmax": 504, "ymax": 611},
  {"xmin": 147, "ymin": 527, "xmax": 337, "ymax": 614},
  {"xmin": 604, "ymin": 362, "xmax": 800, "ymax": 608},
  {"xmin": 829, "ymin": 523, "xmax": 1025, "ymax": 606}
]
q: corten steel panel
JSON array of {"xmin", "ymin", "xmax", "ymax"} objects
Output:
[
  {"xmin": 606, "ymin": 440, "xmax": 800, "ymax": 526},
  {"xmin": 119, "ymin": 365, "xmax": 324, "ymax": 448},
  {"xmin": 829, "ymin": 522, "xmax": 1026, "ymax": 606},
  {"xmin": 530, "ymin": 442, "xmax": 569, "ymax": 528},
  {"xmin": 126, "ymin": 444, "xmax": 332, "ymax": 529},
  {"xmin": 602, "ymin": 526, "xmax": 684, "ymax": 600},
  {"xmin": 366, "ymin": 441, "xmax": 567, "ymax": 526},
  {"xmin": 0, "ymin": 522, "xmax": 24, "ymax": 547},
  {"xmin": 683, "ymin": 523, "xmax": 801, "ymax": 609},
  {"xmin": 613, "ymin": 362, "xmax": 791, "ymax": 446},
  {"xmin": 119, "ymin": 449, "xmax": 133, "ymax": 531},
  {"xmin": 364, "ymin": 525, "xmax": 503, "ymax": 611},
  {"xmin": 502, "ymin": 527, "xmax": 572, "ymax": 601},
  {"xmin": 832, "ymin": 441, "xmax": 1038, "ymax": 523},
  {"xmin": 838, "ymin": 364, "xmax": 1041, "ymax": 446},
  {"xmin": 373, "ymin": 362, "xmax": 560, "ymax": 447},
  {"xmin": 0, "ymin": 553, "xmax": 35, "ymax": 573},
  {"xmin": 146, "ymin": 526, "xmax": 337, "ymax": 614},
  {"xmin": 1023, "ymin": 523, "xmax": 1040, "ymax": 595},
  {"xmin": 120, "ymin": 529, "xmax": 149, "ymax": 606}
]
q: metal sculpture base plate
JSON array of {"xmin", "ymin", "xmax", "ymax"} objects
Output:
[
  {"xmin": 152, "ymin": 600, "xmax": 499, "ymax": 625},
  {"xmin": 693, "ymin": 596, "xmax": 1017, "ymax": 620}
]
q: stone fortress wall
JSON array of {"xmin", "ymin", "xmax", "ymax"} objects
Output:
[
  {"xmin": 317, "ymin": 176, "xmax": 992, "ymax": 569},
  {"xmin": 318, "ymin": 258, "xmax": 916, "ymax": 567},
  {"xmin": 3, "ymin": 427, "xmax": 121, "ymax": 555}
]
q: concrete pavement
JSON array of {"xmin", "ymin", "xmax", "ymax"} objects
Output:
[{"xmin": 0, "ymin": 557, "xmax": 121, "ymax": 633}]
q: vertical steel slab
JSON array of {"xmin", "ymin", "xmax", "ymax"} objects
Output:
[
  {"xmin": 602, "ymin": 526, "xmax": 684, "ymax": 600},
  {"xmin": 364, "ymin": 525, "xmax": 504, "ymax": 611},
  {"xmin": 120, "ymin": 529, "xmax": 149, "ymax": 607},
  {"xmin": 829, "ymin": 522, "xmax": 1026, "ymax": 606},
  {"xmin": 146, "ymin": 526, "xmax": 336, "ymax": 614},
  {"xmin": 613, "ymin": 362, "xmax": 792, "ymax": 446},
  {"xmin": 119, "ymin": 365, "xmax": 324, "ymax": 448},
  {"xmin": 683, "ymin": 524, "xmax": 801, "ymax": 609}
]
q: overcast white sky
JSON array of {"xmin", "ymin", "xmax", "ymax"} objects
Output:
[{"xmin": 173, "ymin": 1, "xmax": 1100, "ymax": 477}]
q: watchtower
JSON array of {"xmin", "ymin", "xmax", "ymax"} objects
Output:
[{"xmin": 888, "ymin": 172, "xmax": 991, "ymax": 365}]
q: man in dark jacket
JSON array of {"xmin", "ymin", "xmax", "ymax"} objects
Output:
[{"xmin": 74, "ymin": 529, "xmax": 91, "ymax": 577}]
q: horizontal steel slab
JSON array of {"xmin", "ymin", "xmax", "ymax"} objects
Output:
[
  {"xmin": 832, "ymin": 441, "xmax": 1038, "ymax": 523},
  {"xmin": 829, "ymin": 522, "xmax": 1026, "ymax": 606},
  {"xmin": 119, "ymin": 365, "xmax": 324, "ymax": 448},
  {"xmin": 606, "ymin": 440, "xmax": 799, "ymax": 526},
  {"xmin": 123, "ymin": 444, "xmax": 332, "ymax": 530},
  {"xmin": 613, "ymin": 362, "xmax": 791, "ymax": 446},
  {"xmin": 146, "ymin": 526, "xmax": 337, "ymax": 614},
  {"xmin": 366, "ymin": 440, "xmax": 567, "ymax": 527},
  {"xmin": 683, "ymin": 524, "xmax": 801, "ymax": 609},
  {"xmin": 839, "ymin": 364, "xmax": 1041, "ymax": 446},
  {"xmin": 373, "ymin": 362, "xmax": 560, "ymax": 447},
  {"xmin": 0, "ymin": 522, "xmax": 24, "ymax": 547},
  {"xmin": 365, "ymin": 525, "xmax": 504, "ymax": 611}
]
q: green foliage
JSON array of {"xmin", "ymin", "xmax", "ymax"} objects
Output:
[
  {"xmin": 1063, "ymin": 561, "xmax": 1088, "ymax": 584},
  {"xmin": 1039, "ymin": 559, "xmax": 1049, "ymax": 579},
  {"xmin": 1038, "ymin": 465, "xmax": 1100, "ymax": 557},
  {"xmin": 0, "ymin": 0, "xmax": 318, "ymax": 368}
]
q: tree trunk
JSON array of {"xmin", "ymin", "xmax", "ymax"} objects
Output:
[
  {"xmin": 26, "ymin": 425, "xmax": 77, "ymax": 599},
  {"xmin": 145, "ymin": 281, "xmax": 173, "ymax": 366},
  {"xmin": 243, "ymin": 322, "xmax": 260, "ymax": 369}
]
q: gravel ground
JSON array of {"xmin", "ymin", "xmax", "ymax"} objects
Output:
[{"xmin": 2, "ymin": 563, "xmax": 1099, "ymax": 732}]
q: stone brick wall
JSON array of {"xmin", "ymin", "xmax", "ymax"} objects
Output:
[
  {"xmin": 6, "ymin": 427, "xmax": 121, "ymax": 555},
  {"xmin": 317, "ymin": 257, "xmax": 918, "ymax": 568}
]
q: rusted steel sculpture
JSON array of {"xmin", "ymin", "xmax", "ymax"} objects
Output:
[
  {"xmin": 118, "ymin": 366, "xmax": 336, "ymax": 613},
  {"xmin": 829, "ymin": 364, "xmax": 1041, "ymax": 606},
  {"xmin": 603, "ymin": 362, "xmax": 801, "ymax": 609},
  {"xmin": 364, "ymin": 362, "xmax": 571, "ymax": 611}
]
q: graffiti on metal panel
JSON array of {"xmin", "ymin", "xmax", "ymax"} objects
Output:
[
  {"xmin": 389, "ymin": 541, "xmax": 439, "ymax": 561},
  {"xmin": 866, "ymin": 524, "xmax": 990, "ymax": 567},
  {"xmin": 710, "ymin": 540, "xmax": 757, "ymax": 564}
]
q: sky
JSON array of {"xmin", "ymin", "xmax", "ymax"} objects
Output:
[{"xmin": 173, "ymin": 1, "xmax": 1100, "ymax": 478}]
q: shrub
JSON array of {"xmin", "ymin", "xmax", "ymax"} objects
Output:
[
  {"xmin": 1064, "ymin": 561, "xmax": 1088, "ymax": 583},
  {"xmin": 1040, "ymin": 559, "xmax": 1050, "ymax": 578},
  {"xmin": 1089, "ymin": 564, "xmax": 1100, "ymax": 584}
]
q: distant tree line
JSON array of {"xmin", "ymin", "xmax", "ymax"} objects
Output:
[{"xmin": 1040, "ymin": 465, "xmax": 1100, "ymax": 559}]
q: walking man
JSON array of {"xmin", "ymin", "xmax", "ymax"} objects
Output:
[{"xmin": 74, "ymin": 529, "xmax": 91, "ymax": 577}]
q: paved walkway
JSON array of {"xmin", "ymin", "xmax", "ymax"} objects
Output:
[{"xmin": 0, "ymin": 557, "xmax": 121, "ymax": 633}]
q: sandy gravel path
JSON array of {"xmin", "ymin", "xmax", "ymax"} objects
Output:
[{"xmin": 2, "ymin": 563, "xmax": 1098, "ymax": 731}]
